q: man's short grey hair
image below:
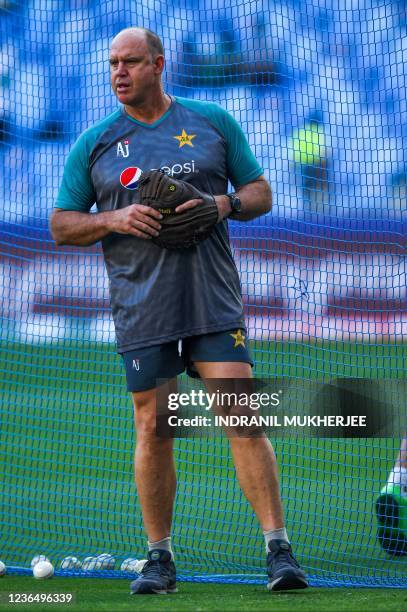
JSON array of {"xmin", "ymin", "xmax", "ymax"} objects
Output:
[{"xmin": 143, "ymin": 28, "xmax": 164, "ymax": 58}]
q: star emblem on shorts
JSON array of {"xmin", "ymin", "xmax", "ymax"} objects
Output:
[
  {"xmin": 230, "ymin": 329, "xmax": 246, "ymax": 348},
  {"xmin": 174, "ymin": 129, "xmax": 196, "ymax": 148}
]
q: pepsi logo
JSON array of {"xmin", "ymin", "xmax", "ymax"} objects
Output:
[{"xmin": 120, "ymin": 167, "xmax": 143, "ymax": 189}]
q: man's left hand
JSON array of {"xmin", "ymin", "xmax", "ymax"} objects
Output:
[{"xmin": 175, "ymin": 195, "xmax": 230, "ymax": 222}]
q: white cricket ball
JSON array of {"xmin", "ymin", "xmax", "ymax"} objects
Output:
[
  {"xmin": 0, "ymin": 561, "xmax": 6, "ymax": 576},
  {"xmin": 134, "ymin": 559, "xmax": 148, "ymax": 573},
  {"xmin": 82, "ymin": 556, "xmax": 100, "ymax": 571},
  {"xmin": 33, "ymin": 561, "xmax": 54, "ymax": 579},
  {"xmin": 96, "ymin": 554, "xmax": 115, "ymax": 570},
  {"xmin": 120, "ymin": 558, "xmax": 139, "ymax": 572},
  {"xmin": 30, "ymin": 555, "xmax": 49, "ymax": 568},
  {"xmin": 60, "ymin": 556, "xmax": 81, "ymax": 570}
]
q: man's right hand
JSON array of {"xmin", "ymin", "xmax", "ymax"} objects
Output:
[
  {"xmin": 50, "ymin": 205, "xmax": 162, "ymax": 247},
  {"xmin": 109, "ymin": 204, "xmax": 163, "ymax": 239}
]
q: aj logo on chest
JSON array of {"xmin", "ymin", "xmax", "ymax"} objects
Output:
[{"xmin": 117, "ymin": 139, "xmax": 130, "ymax": 158}]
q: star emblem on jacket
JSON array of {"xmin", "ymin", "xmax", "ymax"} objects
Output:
[
  {"xmin": 174, "ymin": 129, "xmax": 196, "ymax": 148},
  {"xmin": 230, "ymin": 329, "xmax": 246, "ymax": 348}
]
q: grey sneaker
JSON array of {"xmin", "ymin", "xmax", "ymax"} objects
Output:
[
  {"xmin": 130, "ymin": 549, "xmax": 177, "ymax": 595},
  {"xmin": 267, "ymin": 540, "xmax": 308, "ymax": 591}
]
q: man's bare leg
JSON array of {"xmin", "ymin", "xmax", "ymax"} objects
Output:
[
  {"xmin": 132, "ymin": 381, "xmax": 177, "ymax": 542},
  {"xmin": 194, "ymin": 360, "xmax": 308, "ymax": 590},
  {"xmin": 193, "ymin": 361, "xmax": 284, "ymax": 531},
  {"xmin": 130, "ymin": 380, "xmax": 178, "ymax": 594}
]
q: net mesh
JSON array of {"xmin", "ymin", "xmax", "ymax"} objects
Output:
[{"xmin": 0, "ymin": 0, "xmax": 406, "ymax": 587}]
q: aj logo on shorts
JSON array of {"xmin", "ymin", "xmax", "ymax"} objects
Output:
[{"xmin": 132, "ymin": 359, "xmax": 140, "ymax": 371}]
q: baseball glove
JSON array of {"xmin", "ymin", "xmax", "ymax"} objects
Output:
[{"xmin": 137, "ymin": 169, "xmax": 219, "ymax": 249}]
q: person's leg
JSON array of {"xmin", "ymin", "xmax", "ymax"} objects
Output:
[
  {"xmin": 132, "ymin": 382, "xmax": 177, "ymax": 543},
  {"xmin": 193, "ymin": 359, "xmax": 307, "ymax": 590},
  {"xmin": 193, "ymin": 361, "xmax": 284, "ymax": 531},
  {"xmin": 129, "ymin": 380, "xmax": 178, "ymax": 594},
  {"xmin": 376, "ymin": 435, "xmax": 407, "ymax": 556},
  {"xmin": 121, "ymin": 342, "xmax": 185, "ymax": 595},
  {"xmin": 121, "ymin": 342, "xmax": 185, "ymax": 545}
]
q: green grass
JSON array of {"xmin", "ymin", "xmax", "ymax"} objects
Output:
[
  {"xmin": 0, "ymin": 339, "xmax": 406, "ymax": 596},
  {"xmin": 0, "ymin": 577, "xmax": 406, "ymax": 612}
]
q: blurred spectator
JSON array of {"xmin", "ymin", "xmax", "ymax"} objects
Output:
[{"xmin": 288, "ymin": 111, "xmax": 330, "ymax": 211}]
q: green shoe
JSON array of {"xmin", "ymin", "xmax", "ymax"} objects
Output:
[{"xmin": 376, "ymin": 483, "xmax": 407, "ymax": 556}]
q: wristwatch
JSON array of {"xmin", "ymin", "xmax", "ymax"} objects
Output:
[{"xmin": 226, "ymin": 192, "xmax": 242, "ymax": 216}]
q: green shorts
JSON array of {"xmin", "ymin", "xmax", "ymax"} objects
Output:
[{"xmin": 121, "ymin": 328, "xmax": 253, "ymax": 392}]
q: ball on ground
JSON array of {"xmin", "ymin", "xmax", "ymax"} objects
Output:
[
  {"xmin": 33, "ymin": 561, "xmax": 54, "ymax": 579},
  {"xmin": 120, "ymin": 558, "xmax": 139, "ymax": 572},
  {"xmin": 30, "ymin": 555, "xmax": 49, "ymax": 568},
  {"xmin": 82, "ymin": 556, "xmax": 100, "ymax": 571},
  {"xmin": 96, "ymin": 553, "xmax": 116, "ymax": 569},
  {"xmin": 60, "ymin": 556, "xmax": 81, "ymax": 570},
  {"xmin": 0, "ymin": 561, "xmax": 6, "ymax": 576}
]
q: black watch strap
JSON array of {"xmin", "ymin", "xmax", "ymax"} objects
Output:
[{"xmin": 226, "ymin": 192, "xmax": 242, "ymax": 215}]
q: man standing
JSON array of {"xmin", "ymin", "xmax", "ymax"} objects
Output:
[{"xmin": 50, "ymin": 27, "xmax": 308, "ymax": 595}]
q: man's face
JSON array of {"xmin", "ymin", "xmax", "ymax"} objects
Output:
[{"xmin": 109, "ymin": 33, "xmax": 162, "ymax": 106}]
